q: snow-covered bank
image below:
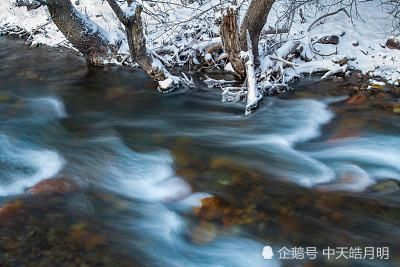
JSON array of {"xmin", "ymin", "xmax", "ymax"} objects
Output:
[
  {"xmin": 0, "ymin": 0, "xmax": 399, "ymax": 85},
  {"xmin": 278, "ymin": 2, "xmax": 400, "ymax": 85}
]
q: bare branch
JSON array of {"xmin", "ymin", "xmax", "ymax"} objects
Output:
[{"xmin": 14, "ymin": 0, "xmax": 46, "ymax": 10}]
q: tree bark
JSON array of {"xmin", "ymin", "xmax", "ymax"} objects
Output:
[
  {"xmin": 106, "ymin": 0, "xmax": 169, "ymax": 82},
  {"xmin": 126, "ymin": 5, "xmax": 168, "ymax": 81},
  {"xmin": 220, "ymin": 8, "xmax": 245, "ymax": 79},
  {"xmin": 220, "ymin": 0, "xmax": 276, "ymax": 79},
  {"xmin": 239, "ymin": 0, "xmax": 275, "ymax": 60},
  {"xmin": 46, "ymin": 0, "xmax": 114, "ymax": 65}
]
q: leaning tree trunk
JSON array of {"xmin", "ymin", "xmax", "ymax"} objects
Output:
[
  {"xmin": 106, "ymin": 0, "xmax": 170, "ymax": 83},
  {"xmin": 46, "ymin": 0, "xmax": 115, "ymax": 65},
  {"xmin": 220, "ymin": 0, "xmax": 276, "ymax": 78},
  {"xmin": 125, "ymin": 4, "xmax": 168, "ymax": 81},
  {"xmin": 239, "ymin": 0, "xmax": 275, "ymax": 60}
]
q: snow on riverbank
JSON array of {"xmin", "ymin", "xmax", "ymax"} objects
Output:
[
  {"xmin": 276, "ymin": 1, "xmax": 400, "ymax": 85},
  {"xmin": 0, "ymin": 0, "xmax": 399, "ymax": 85}
]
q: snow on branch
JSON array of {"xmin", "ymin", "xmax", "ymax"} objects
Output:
[
  {"xmin": 244, "ymin": 31, "xmax": 261, "ymax": 116},
  {"xmin": 106, "ymin": 0, "xmax": 138, "ymax": 24},
  {"xmin": 14, "ymin": 0, "xmax": 46, "ymax": 10}
]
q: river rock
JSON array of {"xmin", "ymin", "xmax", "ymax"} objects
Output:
[
  {"xmin": 28, "ymin": 176, "xmax": 79, "ymax": 195},
  {"xmin": 386, "ymin": 37, "xmax": 400, "ymax": 50},
  {"xmin": 191, "ymin": 221, "xmax": 217, "ymax": 244},
  {"xmin": 210, "ymin": 157, "xmax": 233, "ymax": 168},
  {"xmin": 368, "ymin": 180, "xmax": 400, "ymax": 194},
  {"xmin": 194, "ymin": 196, "xmax": 267, "ymax": 226},
  {"xmin": 84, "ymin": 233, "xmax": 106, "ymax": 251},
  {"xmin": 393, "ymin": 103, "xmax": 400, "ymax": 113},
  {"xmin": 0, "ymin": 200, "xmax": 24, "ymax": 221},
  {"xmin": 316, "ymin": 35, "xmax": 340, "ymax": 45},
  {"xmin": 368, "ymin": 80, "xmax": 386, "ymax": 91},
  {"xmin": 194, "ymin": 196, "xmax": 225, "ymax": 221},
  {"xmin": 346, "ymin": 94, "xmax": 367, "ymax": 105}
]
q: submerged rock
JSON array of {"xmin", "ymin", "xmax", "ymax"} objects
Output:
[
  {"xmin": 194, "ymin": 196, "xmax": 267, "ymax": 226},
  {"xmin": 368, "ymin": 180, "xmax": 400, "ymax": 194},
  {"xmin": 0, "ymin": 200, "xmax": 24, "ymax": 221},
  {"xmin": 393, "ymin": 103, "xmax": 400, "ymax": 113},
  {"xmin": 28, "ymin": 176, "xmax": 79, "ymax": 195},
  {"xmin": 345, "ymin": 94, "xmax": 367, "ymax": 105},
  {"xmin": 191, "ymin": 221, "xmax": 217, "ymax": 244}
]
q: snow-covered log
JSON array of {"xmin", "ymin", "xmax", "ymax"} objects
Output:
[
  {"xmin": 204, "ymin": 76, "xmax": 238, "ymax": 88},
  {"xmin": 244, "ymin": 31, "xmax": 262, "ymax": 116}
]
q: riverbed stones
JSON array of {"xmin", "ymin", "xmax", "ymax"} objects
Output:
[
  {"xmin": 393, "ymin": 103, "xmax": 400, "ymax": 113},
  {"xmin": 0, "ymin": 200, "xmax": 24, "ymax": 221},
  {"xmin": 194, "ymin": 196, "xmax": 267, "ymax": 226},
  {"xmin": 28, "ymin": 176, "xmax": 79, "ymax": 195},
  {"xmin": 345, "ymin": 94, "xmax": 368, "ymax": 105},
  {"xmin": 368, "ymin": 180, "xmax": 400, "ymax": 194},
  {"xmin": 191, "ymin": 221, "xmax": 217, "ymax": 244}
]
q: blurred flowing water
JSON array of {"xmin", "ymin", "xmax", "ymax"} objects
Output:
[{"xmin": 0, "ymin": 38, "xmax": 399, "ymax": 267}]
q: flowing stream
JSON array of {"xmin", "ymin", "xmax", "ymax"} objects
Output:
[{"xmin": 0, "ymin": 38, "xmax": 399, "ymax": 267}]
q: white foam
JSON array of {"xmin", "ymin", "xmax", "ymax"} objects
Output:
[
  {"xmin": 89, "ymin": 136, "xmax": 280, "ymax": 267},
  {"xmin": 29, "ymin": 96, "xmax": 67, "ymax": 118},
  {"xmin": 316, "ymin": 164, "xmax": 375, "ymax": 191},
  {"xmin": 0, "ymin": 134, "xmax": 65, "ymax": 196},
  {"xmin": 233, "ymin": 98, "xmax": 334, "ymax": 147},
  {"xmin": 307, "ymin": 136, "xmax": 400, "ymax": 188},
  {"xmin": 279, "ymin": 99, "xmax": 334, "ymax": 144},
  {"xmin": 178, "ymin": 192, "xmax": 213, "ymax": 209},
  {"xmin": 87, "ymin": 136, "xmax": 191, "ymax": 202},
  {"xmin": 128, "ymin": 201, "xmax": 280, "ymax": 267}
]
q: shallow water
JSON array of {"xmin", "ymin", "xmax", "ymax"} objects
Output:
[{"xmin": 0, "ymin": 38, "xmax": 399, "ymax": 267}]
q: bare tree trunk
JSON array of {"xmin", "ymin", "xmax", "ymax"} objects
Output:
[
  {"xmin": 46, "ymin": 0, "xmax": 115, "ymax": 65},
  {"xmin": 220, "ymin": 8, "xmax": 245, "ymax": 79},
  {"xmin": 239, "ymin": 0, "xmax": 276, "ymax": 59},
  {"xmin": 220, "ymin": 0, "xmax": 276, "ymax": 79},
  {"xmin": 106, "ymin": 0, "xmax": 170, "ymax": 83},
  {"xmin": 125, "ymin": 5, "xmax": 168, "ymax": 81}
]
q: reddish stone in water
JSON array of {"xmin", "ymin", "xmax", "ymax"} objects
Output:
[
  {"xmin": 0, "ymin": 200, "xmax": 24, "ymax": 221},
  {"xmin": 84, "ymin": 233, "xmax": 106, "ymax": 251},
  {"xmin": 346, "ymin": 94, "xmax": 367, "ymax": 105},
  {"xmin": 28, "ymin": 177, "xmax": 78, "ymax": 195},
  {"xmin": 194, "ymin": 196, "xmax": 226, "ymax": 221},
  {"xmin": 328, "ymin": 128, "xmax": 361, "ymax": 141}
]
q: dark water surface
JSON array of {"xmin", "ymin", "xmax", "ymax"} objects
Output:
[{"xmin": 0, "ymin": 38, "xmax": 399, "ymax": 267}]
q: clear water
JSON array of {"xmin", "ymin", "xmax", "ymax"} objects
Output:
[{"xmin": 0, "ymin": 38, "xmax": 399, "ymax": 267}]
